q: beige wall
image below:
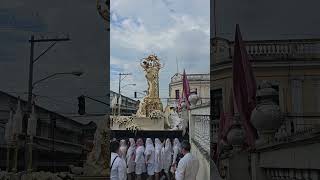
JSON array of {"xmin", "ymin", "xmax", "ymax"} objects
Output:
[
  {"xmin": 191, "ymin": 142, "xmax": 211, "ymax": 180},
  {"xmin": 211, "ymin": 66, "xmax": 320, "ymax": 116},
  {"xmin": 170, "ymin": 82, "xmax": 210, "ymax": 99}
]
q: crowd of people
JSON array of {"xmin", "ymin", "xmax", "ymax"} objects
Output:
[{"xmin": 110, "ymin": 138, "xmax": 199, "ymax": 180}]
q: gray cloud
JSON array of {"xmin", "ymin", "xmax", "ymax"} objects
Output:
[
  {"xmin": 0, "ymin": 0, "xmax": 109, "ymax": 120},
  {"xmin": 213, "ymin": 0, "xmax": 320, "ymax": 40}
]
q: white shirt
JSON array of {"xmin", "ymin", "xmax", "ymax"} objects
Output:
[
  {"xmin": 126, "ymin": 145, "xmax": 136, "ymax": 173},
  {"xmin": 145, "ymin": 140, "xmax": 155, "ymax": 164},
  {"xmin": 175, "ymin": 153, "xmax": 199, "ymax": 180},
  {"xmin": 135, "ymin": 146, "xmax": 145, "ymax": 164},
  {"xmin": 110, "ymin": 152, "xmax": 127, "ymax": 180}
]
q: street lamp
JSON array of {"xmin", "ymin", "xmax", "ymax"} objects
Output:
[
  {"xmin": 26, "ymin": 70, "xmax": 83, "ymax": 172},
  {"xmin": 32, "ymin": 71, "xmax": 83, "ymax": 88},
  {"xmin": 121, "ymin": 83, "xmax": 136, "ymax": 89}
]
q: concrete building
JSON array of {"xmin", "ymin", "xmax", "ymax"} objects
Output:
[
  {"xmin": 171, "ymin": 72, "xmax": 211, "ymax": 180},
  {"xmin": 0, "ymin": 91, "xmax": 96, "ymax": 172},
  {"xmin": 211, "ymin": 37, "xmax": 320, "ymax": 180},
  {"xmin": 168, "ymin": 73, "xmax": 210, "ymax": 107},
  {"xmin": 110, "ymin": 90, "xmax": 138, "ymax": 116}
]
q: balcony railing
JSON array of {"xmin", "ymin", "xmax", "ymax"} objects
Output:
[
  {"xmin": 212, "ymin": 38, "xmax": 320, "ymax": 64},
  {"xmin": 192, "ymin": 115, "xmax": 210, "ymax": 154},
  {"xmin": 232, "ymin": 39, "xmax": 320, "ymax": 59},
  {"xmin": 264, "ymin": 168, "xmax": 320, "ymax": 180}
]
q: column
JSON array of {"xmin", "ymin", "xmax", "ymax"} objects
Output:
[{"xmin": 291, "ymin": 78, "xmax": 304, "ymax": 131}]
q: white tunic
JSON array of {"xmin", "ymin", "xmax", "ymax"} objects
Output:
[
  {"xmin": 110, "ymin": 152, "xmax": 127, "ymax": 180},
  {"xmin": 172, "ymin": 138, "xmax": 181, "ymax": 166},
  {"xmin": 145, "ymin": 138, "xmax": 155, "ymax": 175},
  {"xmin": 162, "ymin": 139, "xmax": 172, "ymax": 172},
  {"xmin": 126, "ymin": 138, "xmax": 136, "ymax": 173},
  {"xmin": 119, "ymin": 140, "xmax": 127, "ymax": 160},
  {"xmin": 154, "ymin": 138, "xmax": 163, "ymax": 173},
  {"xmin": 135, "ymin": 145, "xmax": 146, "ymax": 175},
  {"xmin": 175, "ymin": 153, "xmax": 199, "ymax": 180}
]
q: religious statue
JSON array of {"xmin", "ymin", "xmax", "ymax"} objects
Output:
[
  {"xmin": 136, "ymin": 54, "xmax": 164, "ymax": 117},
  {"xmin": 83, "ymin": 116, "xmax": 110, "ymax": 176}
]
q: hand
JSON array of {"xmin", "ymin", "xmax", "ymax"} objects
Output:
[{"xmin": 172, "ymin": 164, "xmax": 177, "ymax": 172}]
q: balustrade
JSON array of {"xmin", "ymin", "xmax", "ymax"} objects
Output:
[
  {"xmin": 264, "ymin": 168, "xmax": 320, "ymax": 180},
  {"xmin": 230, "ymin": 40, "xmax": 320, "ymax": 58},
  {"xmin": 273, "ymin": 114, "xmax": 320, "ymax": 144},
  {"xmin": 213, "ymin": 39, "xmax": 320, "ymax": 63},
  {"xmin": 192, "ymin": 115, "xmax": 210, "ymax": 154}
]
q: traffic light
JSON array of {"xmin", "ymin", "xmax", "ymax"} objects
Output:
[
  {"xmin": 134, "ymin": 92, "xmax": 137, "ymax": 98},
  {"xmin": 78, "ymin": 95, "xmax": 85, "ymax": 115}
]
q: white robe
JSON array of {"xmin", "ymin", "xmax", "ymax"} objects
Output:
[
  {"xmin": 144, "ymin": 138, "xmax": 155, "ymax": 175},
  {"xmin": 162, "ymin": 139, "xmax": 172, "ymax": 173},
  {"xmin": 154, "ymin": 138, "xmax": 163, "ymax": 173},
  {"xmin": 119, "ymin": 140, "xmax": 127, "ymax": 160},
  {"xmin": 135, "ymin": 145, "xmax": 146, "ymax": 175},
  {"xmin": 126, "ymin": 138, "xmax": 136, "ymax": 173},
  {"xmin": 110, "ymin": 152, "xmax": 127, "ymax": 180},
  {"xmin": 172, "ymin": 138, "xmax": 181, "ymax": 166},
  {"xmin": 175, "ymin": 153, "xmax": 199, "ymax": 180}
]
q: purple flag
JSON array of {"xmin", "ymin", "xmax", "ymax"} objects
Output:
[
  {"xmin": 232, "ymin": 24, "xmax": 258, "ymax": 148},
  {"xmin": 182, "ymin": 69, "xmax": 190, "ymax": 110}
]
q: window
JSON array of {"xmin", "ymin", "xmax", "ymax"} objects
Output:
[
  {"xmin": 175, "ymin": 89, "xmax": 180, "ymax": 99},
  {"xmin": 211, "ymin": 89, "xmax": 223, "ymax": 119}
]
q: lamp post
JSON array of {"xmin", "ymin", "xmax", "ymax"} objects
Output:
[
  {"xmin": 26, "ymin": 71, "xmax": 83, "ymax": 172},
  {"xmin": 32, "ymin": 71, "xmax": 83, "ymax": 87},
  {"xmin": 117, "ymin": 73, "xmax": 133, "ymax": 116}
]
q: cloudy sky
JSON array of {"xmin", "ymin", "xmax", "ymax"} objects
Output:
[
  {"xmin": 1, "ymin": 0, "xmax": 319, "ymax": 120},
  {"xmin": 213, "ymin": 0, "xmax": 320, "ymax": 40},
  {"xmin": 0, "ymin": 0, "xmax": 108, "ymax": 121},
  {"xmin": 110, "ymin": 0, "xmax": 210, "ymax": 103}
]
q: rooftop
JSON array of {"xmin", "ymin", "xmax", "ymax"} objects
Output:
[{"xmin": 211, "ymin": 37, "xmax": 320, "ymax": 66}]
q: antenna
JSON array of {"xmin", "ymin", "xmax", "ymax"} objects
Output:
[{"xmin": 176, "ymin": 57, "xmax": 179, "ymax": 74}]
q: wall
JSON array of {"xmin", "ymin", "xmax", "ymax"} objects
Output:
[
  {"xmin": 191, "ymin": 141, "xmax": 211, "ymax": 180},
  {"xmin": 111, "ymin": 116, "xmax": 164, "ymax": 130}
]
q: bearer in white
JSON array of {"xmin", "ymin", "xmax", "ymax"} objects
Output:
[
  {"xmin": 172, "ymin": 138, "xmax": 181, "ymax": 168},
  {"xmin": 119, "ymin": 139, "xmax": 127, "ymax": 160},
  {"xmin": 162, "ymin": 138, "xmax": 173, "ymax": 179},
  {"xmin": 126, "ymin": 138, "xmax": 136, "ymax": 180},
  {"xmin": 154, "ymin": 138, "xmax": 163, "ymax": 180},
  {"xmin": 135, "ymin": 138, "xmax": 146, "ymax": 180},
  {"xmin": 145, "ymin": 138, "xmax": 155, "ymax": 180}
]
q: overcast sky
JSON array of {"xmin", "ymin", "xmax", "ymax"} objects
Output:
[
  {"xmin": 110, "ymin": 0, "xmax": 210, "ymax": 103},
  {"xmin": 213, "ymin": 0, "xmax": 320, "ymax": 40},
  {"xmin": 1, "ymin": 0, "xmax": 319, "ymax": 121},
  {"xmin": 0, "ymin": 0, "xmax": 109, "ymax": 121}
]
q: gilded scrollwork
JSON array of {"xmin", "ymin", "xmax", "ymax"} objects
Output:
[{"xmin": 136, "ymin": 54, "xmax": 164, "ymax": 117}]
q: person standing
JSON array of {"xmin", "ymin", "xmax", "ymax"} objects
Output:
[
  {"xmin": 145, "ymin": 138, "xmax": 155, "ymax": 180},
  {"xmin": 154, "ymin": 138, "xmax": 163, "ymax": 180},
  {"xmin": 120, "ymin": 139, "xmax": 127, "ymax": 159},
  {"xmin": 162, "ymin": 138, "xmax": 173, "ymax": 179},
  {"xmin": 135, "ymin": 138, "xmax": 146, "ymax": 180},
  {"xmin": 171, "ymin": 138, "xmax": 181, "ymax": 173},
  {"xmin": 110, "ymin": 141, "xmax": 127, "ymax": 180},
  {"xmin": 174, "ymin": 141, "xmax": 199, "ymax": 180},
  {"xmin": 126, "ymin": 138, "xmax": 136, "ymax": 180}
]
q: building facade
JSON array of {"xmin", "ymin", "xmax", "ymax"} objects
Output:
[
  {"xmin": 211, "ymin": 37, "xmax": 320, "ymax": 180},
  {"xmin": 168, "ymin": 73, "xmax": 210, "ymax": 107},
  {"xmin": 0, "ymin": 91, "xmax": 96, "ymax": 172},
  {"xmin": 110, "ymin": 90, "xmax": 138, "ymax": 116}
]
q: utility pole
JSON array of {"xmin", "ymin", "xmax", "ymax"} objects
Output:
[
  {"xmin": 26, "ymin": 34, "xmax": 70, "ymax": 171},
  {"xmin": 118, "ymin": 73, "xmax": 132, "ymax": 116},
  {"xmin": 27, "ymin": 35, "xmax": 70, "ymax": 113},
  {"xmin": 28, "ymin": 35, "xmax": 35, "ymax": 113}
]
